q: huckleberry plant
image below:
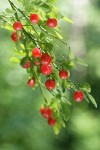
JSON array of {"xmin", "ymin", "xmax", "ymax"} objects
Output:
[{"xmin": 0, "ymin": 0, "xmax": 97, "ymax": 134}]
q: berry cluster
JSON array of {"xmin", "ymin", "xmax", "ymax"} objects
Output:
[
  {"xmin": 2, "ymin": 0, "xmax": 96, "ymax": 134},
  {"xmin": 40, "ymin": 107, "xmax": 56, "ymax": 126},
  {"xmin": 11, "ymin": 14, "xmax": 57, "ymax": 42},
  {"xmin": 10, "ymin": 11, "xmax": 84, "ymax": 128}
]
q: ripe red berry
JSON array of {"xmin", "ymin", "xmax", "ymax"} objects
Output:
[
  {"xmin": 32, "ymin": 47, "xmax": 41, "ymax": 58},
  {"xmin": 41, "ymin": 53, "xmax": 52, "ymax": 65},
  {"xmin": 48, "ymin": 118, "xmax": 56, "ymax": 126},
  {"xmin": 40, "ymin": 64, "xmax": 52, "ymax": 75},
  {"xmin": 45, "ymin": 79, "xmax": 56, "ymax": 90},
  {"xmin": 13, "ymin": 21, "xmax": 23, "ymax": 30},
  {"xmin": 73, "ymin": 91, "xmax": 84, "ymax": 102},
  {"xmin": 40, "ymin": 107, "xmax": 44, "ymax": 115},
  {"xmin": 11, "ymin": 32, "xmax": 21, "ymax": 42},
  {"xmin": 34, "ymin": 60, "xmax": 40, "ymax": 66},
  {"xmin": 30, "ymin": 13, "xmax": 39, "ymax": 24},
  {"xmin": 27, "ymin": 78, "xmax": 35, "ymax": 87},
  {"xmin": 46, "ymin": 18, "xmax": 57, "ymax": 28},
  {"xmin": 59, "ymin": 70, "xmax": 68, "ymax": 79},
  {"xmin": 42, "ymin": 108, "xmax": 52, "ymax": 119},
  {"xmin": 22, "ymin": 61, "xmax": 30, "ymax": 68}
]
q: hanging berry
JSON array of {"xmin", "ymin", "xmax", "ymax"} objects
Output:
[
  {"xmin": 73, "ymin": 91, "xmax": 84, "ymax": 102},
  {"xmin": 45, "ymin": 79, "xmax": 56, "ymax": 90},
  {"xmin": 40, "ymin": 64, "xmax": 52, "ymax": 75},
  {"xmin": 46, "ymin": 18, "xmax": 58, "ymax": 28},
  {"xmin": 48, "ymin": 118, "xmax": 56, "ymax": 126},
  {"xmin": 27, "ymin": 78, "xmax": 35, "ymax": 87},
  {"xmin": 13, "ymin": 21, "xmax": 23, "ymax": 30},
  {"xmin": 30, "ymin": 13, "xmax": 39, "ymax": 24},
  {"xmin": 59, "ymin": 70, "xmax": 69, "ymax": 79},
  {"xmin": 11, "ymin": 32, "xmax": 21, "ymax": 42},
  {"xmin": 41, "ymin": 53, "xmax": 52, "ymax": 64},
  {"xmin": 32, "ymin": 47, "xmax": 41, "ymax": 58},
  {"xmin": 22, "ymin": 61, "xmax": 30, "ymax": 69}
]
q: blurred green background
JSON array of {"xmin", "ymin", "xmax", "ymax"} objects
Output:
[{"xmin": 0, "ymin": 0, "xmax": 100, "ymax": 150}]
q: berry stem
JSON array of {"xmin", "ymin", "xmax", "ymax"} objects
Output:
[
  {"xmin": 34, "ymin": 69, "xmax": 48, "ymax": 104},
  {"xmin": 8, "ymin": 0, "xmax": 19, "ymax": 21}
]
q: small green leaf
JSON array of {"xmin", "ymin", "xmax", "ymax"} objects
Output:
[
  {"xmin": 62, "ymin": 17, "xmax": 74, "ymax": 24},
  {"xmin": 84, "ymin": 92, "xmax": 90, "ymax": 103},
  {"xmin": 61, "ymin": 102, "xmax": 70, "ymax": 121},
  {"xmin": 49, "ymin": 99, "xmax": 58, "ymax": 110},
  {"xmin": 80, "ymin": 82, "xmax": 91, "ymax": 93},
  {"xmin": 20, "ymin": 56, "xmax": 29, "ymax": 66},
  {"xmin": 85, "ymin": 92, "xmax": 97, "ymax": 108},
  {"xmin": 5, "ymin": 8, "xmax": 16, "ymax": 14},
  {"xmin": 55, "ymin": 10, "xmax": 63, "ymax": 19},
  {"xmin": 75, "ymin": 57, "xmax": 88, "ymax": 67},
  {"xmin": 54, "ymin": 31, "xmax": 63, "ymax": 40},
  {"xmin": 55, "ymin": 93, "xmax": 62, "ymax": 99},
  {"xmin": 53, "ymin": 121, "xmax": 61, "ymax": 135},
  {"xmin": 9, "ymin": 57, "xmax": 20, "ymax": 63},
  {"xmin": 68, "ymin": 48, "xmax": 74, "ymax": 60},
  {"xmin": 62, "ymin": 61, "xmax": 75, "ymax": 70},
  {"xmin": 46, "ymin": 43, "xmax": 53, "ymax": 51},
  {"xmin": 14, "ymin": 51, "xmax": 26, "ymax": 56}
]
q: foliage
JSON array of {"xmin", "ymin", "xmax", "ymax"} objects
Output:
[{"xmin": 0, "ymin": 0, "xmax": 97, "ymax": 134}]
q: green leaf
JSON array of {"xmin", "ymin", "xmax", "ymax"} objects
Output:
[
  {"xmin": 49, "ymin": 99, "xmax": 58, "ymax": 110},
  {"xmin": 61, "ymin": 102, "xmax": 70, "ymax": 121},
  {"xmin": 85, "ymin": 92, "xmax": 97, "ymax": 108},
  {"xmin": 1, "ymin": 24, "xmax": 13, "ymax": 31},
  {"xmin": 62, "ymin": 61, "xmax": 75, "ymax": 70},
  {"xmin": 75, "ymin": 57, "xmax": 88, "ymax": 67},
  {"xmin": 46, "ymin": 43, "xmax": 53, "ymax": 51},
  {"xmin": 53, "ymin": 121, "xmax": 61, "ymax": 135},
  {"xmin": 54, "ymin": 31, "xmax": 63, "ymax": 40},
  {"xmin": 62, "ymin": 16, "xmax": 74, "ymax": 24},
  {"xmin": 55, "ymin": 10, "xmax": 63, "ymax": 19},
  {"xmin": 14, "ymin": 51, "xmax": 26, "ymax": 56},
  {"xmin": 80, "ymin": 82, "xmax": 91, "ymax": 93},
  {"xmin": 55, "ymin": 93, "xmax": 62, "ymax": 100},
  {"xmin": 68, "ymin": 48, "xmax": 74, "ymax": 60},
  {"xmin": 84, "ymin": 92, "xmax": 90, "ymax": 103},
  {"xmin": 20, "ymin": 56, "xmax": 29, "ymax": 66},
  {"xmin": 9, "ymin": 57, "xmax": 20, "ymax": 63},
  {"xmin": 5, "ymin": 8, "xmax": 16, "ymax": 14}
]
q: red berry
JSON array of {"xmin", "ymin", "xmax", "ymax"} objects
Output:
[
  {"xmin": 40, "ymin": 64, "xmax": 52, "ymax": 75},
  {"xmin": 73, "ymin": 91, "xmax": 84, "ymax": 102},
  {"xmin": 27, "ymin": 78, "xmax": 35, "ymax": 87},
  {"xmin": 48, "ymin": 118, "xmax": 56, "ymax": 126},
  {"xmin": 42, "ymin": 108, "xmax": 52, "ymax": 119},
  {"xmin": 40, "ymin": 107, "xmax": 44, "ymax": 115},
  {"xmin": 32, "ymin": 47, "xmax": 41, "ymax": 58},
  {"xmin": 34, "ymin": 60, "xmax": 40, "ymax": 66},
  {"xmin": 41, "ymin": 53, "xmax": 52, "ymax": 65},
  {"xmin": 22, "ymin": 61, "xmax": 30, "ymax": 68},
  {"xmin": 59, "ymin": 70, "xmax": 68, "ymax": 79},
  {"xmin": 46, "ymin": 18, "xmax": 57, "ymax": 28},
  {"xmin": 11, "ymin": 32, "xmax": 21, "ymax": 42},
  {"xmin": 13, "ymin": 21, "xmax": 22, "ymax": 30},
  {"xmin": 30, "ymin": 13, "xmax": 39, "ymax": 24},
  {"xmin": 45, "ymin": 79, "xmax": 56, "ymax": 90}
]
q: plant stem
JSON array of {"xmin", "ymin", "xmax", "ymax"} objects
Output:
[
  {"xmin": 33, "ymin": 69, "xmax": 48, "ymax": 104},
  {"xmin": 8, "ymin": 0, "xmax": 67, "ymax": 46},
  {"xmin": 38, "ymin": 25, "xmax": 67, "ymax": 45}
]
